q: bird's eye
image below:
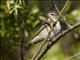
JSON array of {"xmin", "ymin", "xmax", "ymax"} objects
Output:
[{"xmin": 51, "ymin": 13, "xmax": 55, "ymax": 16}]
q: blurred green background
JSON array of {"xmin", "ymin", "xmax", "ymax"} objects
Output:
[{"xmin": 0, "ymin": 0, "xmax": 80, "ymax": 60}]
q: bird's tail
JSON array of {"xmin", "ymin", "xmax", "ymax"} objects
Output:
[
  {"xmin": 24, "ymin": 41, "xmax": 32, "ymax": 50},
  {"xmin": 24, "ymin": 36, "xmax": 41, "ymax": 50}
]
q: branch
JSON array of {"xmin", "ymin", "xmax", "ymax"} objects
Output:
[
  {"xmin": 65, "ymin": 52, "xmax": 80, "ymax": 60},
  {"xmin": 33, "ymin": 22, "xmax": 80, "ymax": 60}
]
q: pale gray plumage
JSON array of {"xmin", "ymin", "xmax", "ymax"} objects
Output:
[{"xmin": 26, "ymin": 11, "xmax": 62, "ymax": 47}]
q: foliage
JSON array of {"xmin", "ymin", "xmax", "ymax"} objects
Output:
[{"xmin": 0, "ymin": 0, "xmax": 80, "ymax": 60}]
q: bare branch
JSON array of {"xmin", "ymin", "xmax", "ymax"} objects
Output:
[{"xmin": 65, "ymin": 52, "xmax": 80, "ymax": 60}]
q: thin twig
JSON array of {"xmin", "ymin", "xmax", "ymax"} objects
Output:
[
  {"xmin": 51, "ymin": 0, "xmax": 71, "ymax": 27},
  {"xmin": 65, "ymin": 52, "xmax": 80, "ymax": 60},
  {"xmin": 50, "ymin": 0, "xmax": 70, "ymax": 17}
]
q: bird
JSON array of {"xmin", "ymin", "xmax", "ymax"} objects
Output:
[{"xmin": 25, "ymin": 11, "xmax": 62, "ymax": 48}]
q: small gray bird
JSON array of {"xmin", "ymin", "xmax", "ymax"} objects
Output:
[{"xmin": 25, "ymin": 11, "xmax": 62, "ymax": 47}]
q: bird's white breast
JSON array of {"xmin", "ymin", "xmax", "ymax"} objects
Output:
[
  {"xmin": 39, "ymin": 21, "xmax": 61, "ymax": 40},
  {"xmin": 49, "ymin": 21, "xmax": 61, "ymax": 39}
]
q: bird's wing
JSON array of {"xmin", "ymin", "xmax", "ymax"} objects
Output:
[
  {"xmin": 33, "ymin": 25, "xmax": 46, "ymax": 38},
  {"xmin": 33, "ymin": 21, "xmax": 51, "ymax": 37}
]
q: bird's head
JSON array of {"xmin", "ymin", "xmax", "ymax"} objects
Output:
[{"xmin": 47, "ymin": 11, "xmax": 59, "ymax": 22}]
